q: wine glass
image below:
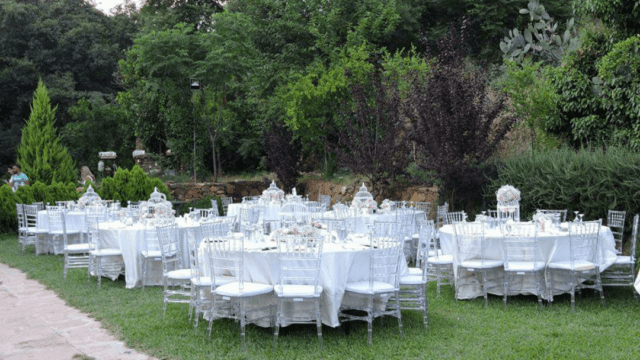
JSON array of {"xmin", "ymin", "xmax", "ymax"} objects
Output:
[
  {"xmin": 579, "ymin": 214, "xmax": 584, "ymax": 222},
  {"xmin": 574, "ymin": 211, "xmax": 579, "ymax": 222}
]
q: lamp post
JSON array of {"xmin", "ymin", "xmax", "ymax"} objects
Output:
[{"xmin": 190, "ymin": 79, "xmax": 201, "ymax": 181}]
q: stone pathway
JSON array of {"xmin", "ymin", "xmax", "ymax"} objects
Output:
[{"xmin": 0, "ymin": 262, "xmax": 157, "ymax": 360}]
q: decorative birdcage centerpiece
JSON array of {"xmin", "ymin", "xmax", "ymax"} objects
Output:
[
  {"xmin": 77, "ymin": 185, "xmax": 102, "ymax": 209},
  {"xmin": 140, "ymin": 187, "xmax": 174, "ymax": 223},
  {"xmin": 351, "ymin": 183, "xmax": 377, "ymax": 215},
  {"xmin": 260, "ymin": 181, "xmax": 284, "ymax": 204},
  {"xmin": 496, "ymin": 185, "xmax": 520, "ymax": 221}
]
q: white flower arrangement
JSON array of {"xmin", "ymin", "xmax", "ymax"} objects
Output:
[
  {"xmin": 379, "ymin": 199, "xmax": 395, "ymax": 213},
  {"xmin": 496, "ymin": 185, "xmax": 521, "ymax": 203}
]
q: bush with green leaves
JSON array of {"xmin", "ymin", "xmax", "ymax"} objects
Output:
[
  {"xmin": 0, "ymin": 184, "xmax": 21, "ymax": 233},
  {"xmin": 178, "ymin": 195, "xmax": 223, "ymax": 217},
  {"xmin": 485, "ymin": 146, "xmax": 640, "ymax": 234},
  {"xmin": 98, "ymin": 165, "xmax": 170, "ymax": 204},
  {"xmin": 0, "ymin": 181, "xmax": 79, "ymax": 233}
]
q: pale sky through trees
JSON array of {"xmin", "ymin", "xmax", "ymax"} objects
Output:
[{"xmin": 94, "ymin": 0, "xmax": 144, "ymax": 14}]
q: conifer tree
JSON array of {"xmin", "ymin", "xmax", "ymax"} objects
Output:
[{"xmin": 17, "ymin": 80, "xmax": 76, "ymax": 185}]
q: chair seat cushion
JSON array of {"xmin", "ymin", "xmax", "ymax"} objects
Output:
[
  {"xmin": 547, "ymin": 260, "xmax": 596, "ymax": 271},
  {"xmin": 141, "ymin": 250, "xmax": 162, "ymax": 258},
  {"xmin": 167, "ymin": 269, "xmax": 191, "ymax": 280},
  {"xmin": 504, "ymin": 261, "xmax": 545, "ymax": 272},
  {"xmin": 274, "ymin": 284, "xmax": 323, "ymax": 297},
  {"xmin": 460, "ymin": 259, "xmax": 503, "ymax": 269},
  {"xmin": 614, "ymin": 256, "xmax": 633, "ymax": 265},
  {"xmin": 428, "ymin": 255, "xmax": 453, "ymax": 264},
  {"xmin": 408, "ymin": 267, "xmax": 423, "ymax": 276},
  {"xmin": 215, "ymin": 282, "xmax": 273, "ymax": 297},
  {"xmin": 50, "ymin": 229, "xmax": 81, "ymax": 235},
  {"xmin": 345, "ymin": 281, "xmax": 395, "ymax": 294},
  {"xmin": 399, "ymin": 274, "xmax": 427, "ymax": 285},
  {"xmin": 90, "ymin": 249, "xmax": 122, "ymax": 256},
  {"xmin": 192, "ymin": 276, "xmax": 234, "ymax": 287},
  {"xmin": 65, "ymin": 243, "xmax": 92, "ymax": 252}
]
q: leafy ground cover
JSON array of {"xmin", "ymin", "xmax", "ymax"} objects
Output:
[{"xmin": 1, "ymin": 234, "xmax": 639, "ymax": 359}]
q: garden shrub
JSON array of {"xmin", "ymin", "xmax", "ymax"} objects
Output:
[
  {"xmin": 178, "ymin": 195, "xmax": 223, "ymax": 216},
  {"xmin": 485, "ymin": 146, "xmax": 640, "ymax": 231},
  {"xmin": 0, "ymin": 184, "xmax": 20, "ymax": 233}
]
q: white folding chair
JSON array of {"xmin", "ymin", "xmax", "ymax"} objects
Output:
[
  {"xmin": 338, "ymin": 231, "xmax": 404, "ymax": 345},
  {"xmin": 546, "ymin": 220, "xmax": 605, "ymax": 310},
  {"xmin": 501, "ymin": 223, "xmax": 544, "ymax": 307},
  {"xmin": 273, "ymin": 232, "xmax": 325, "ymax": 351},
  {"xmin": 602, "ymin": 214, "xmax": 638, "ymax": 298}
]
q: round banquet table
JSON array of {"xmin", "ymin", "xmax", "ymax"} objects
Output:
[
  {"xmin": 35, "ymin": 210, "xmax": 108, "ymax": 255},
  {"xmin": 98, "ymin": 217, "xmax": 202, "ymax": 288},
  {"xmin": 199, "ymin": 233, "xmax": 409, "ymax": 327},
  {"xmin": 438, "ymin": 222, "xmax": 618, "ymax": 300}
]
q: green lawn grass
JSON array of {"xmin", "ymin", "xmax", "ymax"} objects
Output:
[{"xmin": 1, "ymin": 233, "xmax": 639, "ymax": 359}]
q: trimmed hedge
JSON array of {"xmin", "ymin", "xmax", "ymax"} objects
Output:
[
  {"xmin": 0, "ymin": 181, "xmax": 78, "ymax": 234},
  {"xmin": 485, "ymin": 146, "xmax": 640, "ymax": 227},
  {"xmin": 0, "ymin": 165, "xmax": 171, "ymax": 234}
]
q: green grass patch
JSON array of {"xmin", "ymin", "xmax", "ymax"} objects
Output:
[{"xmin": 1, "ymin": 234, "xmax": 640, "ymax": 359}]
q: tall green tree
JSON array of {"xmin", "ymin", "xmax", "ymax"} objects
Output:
[{"xmin": 17, "ymin": 80, "xmax": 76, "ymax": 184}]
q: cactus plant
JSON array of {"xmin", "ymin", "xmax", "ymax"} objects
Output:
[{"xmin": 499, "ymin": 0, "xmax": 580, "ymax": 64}]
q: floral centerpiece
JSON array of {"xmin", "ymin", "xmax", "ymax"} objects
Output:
[
  {"xmin": 379, "ymin": 199, "xmax": 396, "ymax": 213},
  {"xmin": 532, "ymin": 212, "xmax": 553, "ymax": 232},
  {"xmin": 496, "ymin": 185, "xmax": 521, "ymax": 221},
  {"xmin": 260, "ymin": 181, "xmax": 285, "ymax": 204},
  {"xmin": 77, "ymin": 185, "xmax": 102, "ymax": 209},
  {"xmin": 350, "ymin": 183, "xmax": 377, "ymax": 215}
]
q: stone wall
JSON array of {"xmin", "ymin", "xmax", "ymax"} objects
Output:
[
  {"xmin": 166, "ymin": 180, "xmax": 270, "ymax": 202},
  {"xmin": 166, "ymin": 178, "xmax": 438, "ymax": 206}
]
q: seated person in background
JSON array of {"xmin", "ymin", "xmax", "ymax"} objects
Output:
[
  {"xmin": 4, "ymin": 164, "xmax": 30, "ymax": 192},
  {"xmin": 79, "ymin": 165, "xmax": 96, "ymax": 185}
]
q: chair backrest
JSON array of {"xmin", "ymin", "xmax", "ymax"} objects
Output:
[
  {"xmin": 607, "ymin": 210, "xmax": 626, "ymax": 252},
  {"xmin": 332, "ymin": 203, "xmax": 349, "ymax": 218},
  {"xmin": 413, "ymin": 202, "xmax": 431, "ymax": 218},
  {"xmin": 46, "ymin": 205, "xmax": 66, "ymax": 233},
  {"xmin": 23, "ymin": 204, "xmax": 40, "ymax": 229},
  {"xmin": 242, "ymin": 196, "xmax": 260, "ymax": 203},
  {"xmin": 85, "ymin": 205, "xmax": 105, "ymax": 238},
  {"xmin": 487, "ymin": 210, "xmax": 498, "ymax": 219},
  {"xmin": 156, "ymin": 224, "xmax": 182, "ymax": 275},
  {"xmin": 446, "ymin": 211, "xmax": 466, "ymax": 225},
  {"xmin": 501, "ymin": 223, "xmax": 540, "ymax": 272},
  {"xmin": 187, "ymin": 231, "xmax": 205, "ymax": 284},
  {"xmin": 221, "ymin": 196, "xmax": 233, "ymax": 216},
  {"xmin": 207, "ymin": 233, "xmax": 244, "ymax": 289},
  {"xmin": 199, "ymin": 207, "xmax": 218, "ymax": 220},
  {"xmin": 628, "ymin": 214, "xmax": 639, "ymax": 261},
  {"xmin": 86, "ymin": 215, "xmax": 101, "ymax": 251},
  {"xmin": 416, "ymin": 220, "xmax": 435, "ymax": 275},
  {"xmin": 209, "ymin": 200, "xmax": 220, "ymax": 217},
  {"xmin": 372, "ymin": 220, "xmax": 401, "ymax": 237},
  {"xmin": 275, "ymin": 232, "xmax": 324, "ymax": 296},
  {"xmin": 32, "ymin": 202, "xmax": 45, "ymax": 211},
  {"xmin": 16, "ymin": 203, "xmax": 25, "ymax": 230},
  {"xmin": 239, "ymin": 207, "xmax": 261, "ymax": 224},
  {"xmin": 144, "ymin": 225, "xmax": 161, "ymax": 254},
  {"xmin": 368, "ymin": 232, "xmax": 403, "ymax": 290},
  {"xmin": 536, "ymin": 209, "xmax": 568, "ymax": 222},
  {"xmin": 454, "ymin": 222, "xmax": 491, "ymax": 266},
  {"xmin": 436, "ymin": 202, "xmax": 449, "ymax": 228},
  {"xmin": 201, "ymin": 218, "xmax": 234, "ymax": 240},
  {"xmin": 281, "ymin": 203, "xmax": 309, "ymax": 225},
  {"xmin": 568, "ymin": 220, "xmax": 602, "ymax": 266},
  {"xmin": 319, "ymin": 194, "xmax": 331, "ymax": 209}
]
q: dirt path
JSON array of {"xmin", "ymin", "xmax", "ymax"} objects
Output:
[{"xmin": 0, "ymin": 262, "xmax": 157, "ymax": 360}]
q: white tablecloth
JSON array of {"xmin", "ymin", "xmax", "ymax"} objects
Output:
[
  {"xmin": 439, "ymin": 223, "xmax": 618, "ymax": 300},
  {"xmin": 199, "ymin": 234, "xmax": 409, "ymax": 327},
  {"xmin": 99, "ymin": 218, "xmax": 202, "ymax": 288},
  {"xmin": 35, "ymin": 210, "xmax": 107, "ymax": 255},
  {"xmin": 227, "ymin": 203, "xmax": 283, "ymax": 221}
]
